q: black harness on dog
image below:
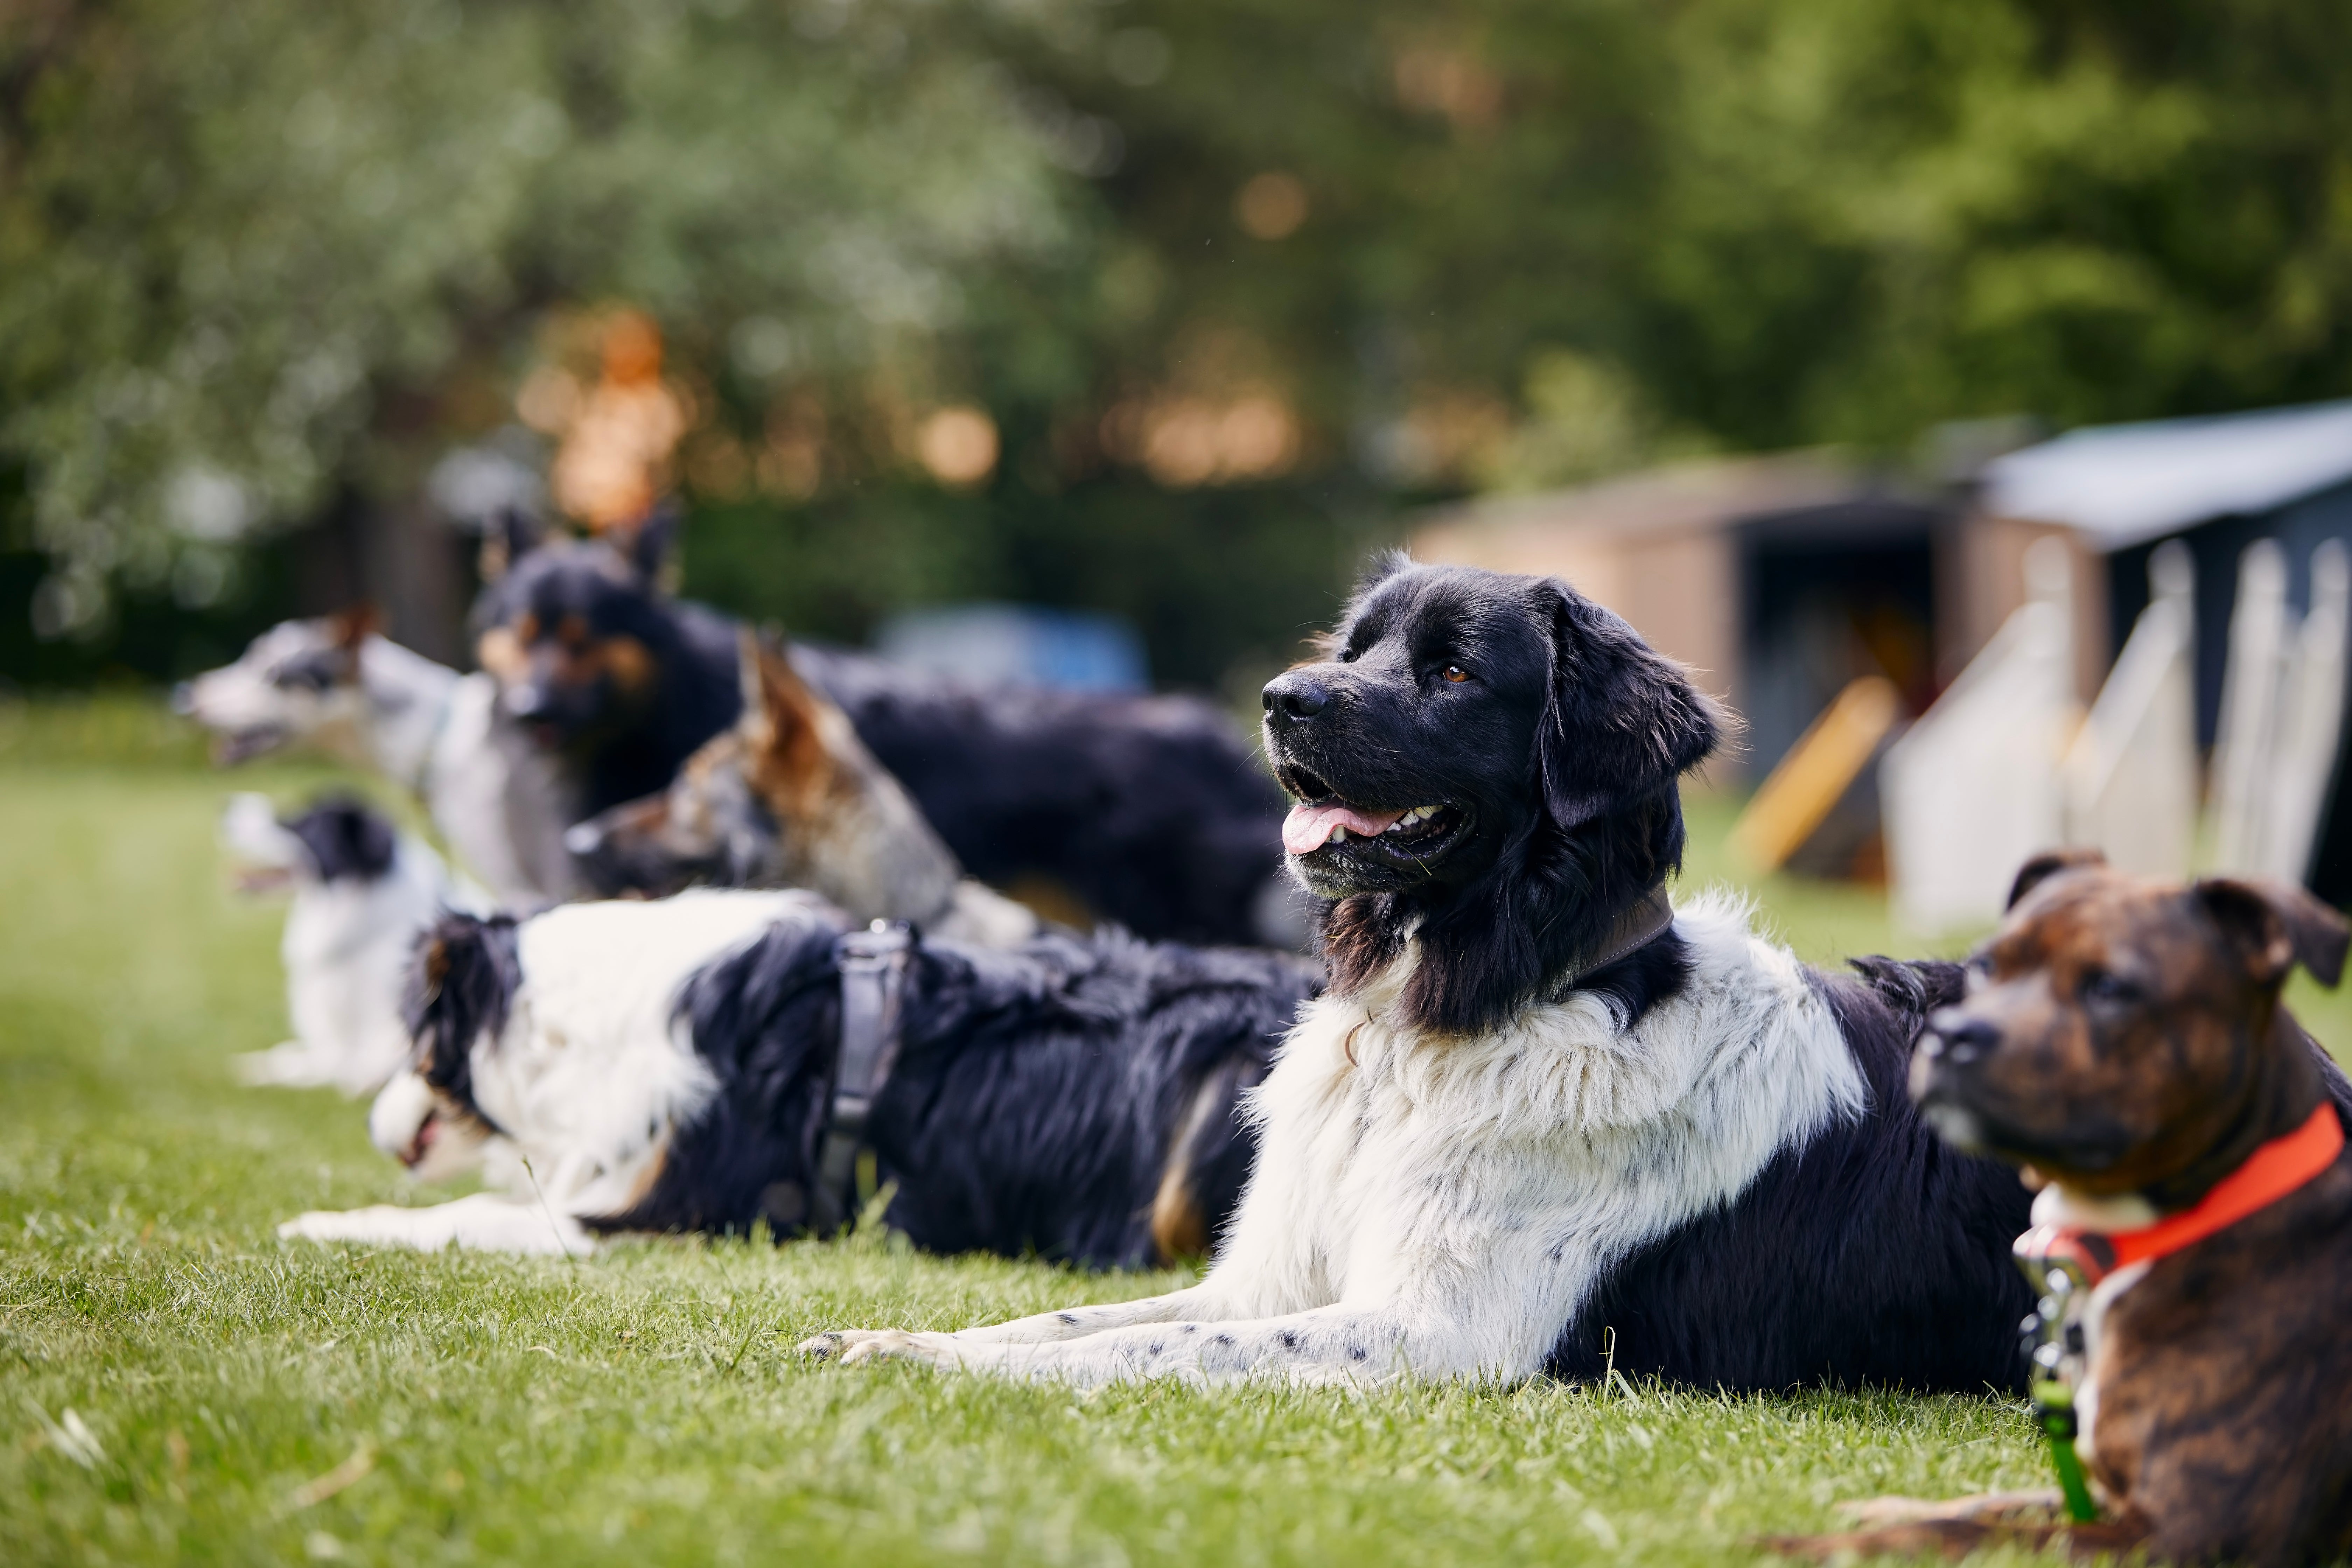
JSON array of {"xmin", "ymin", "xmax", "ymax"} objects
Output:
[{"xmin": 812, "ymin": 919, "xmax": 916, "ymax": 1233}]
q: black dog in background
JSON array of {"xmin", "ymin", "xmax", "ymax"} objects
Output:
[{"xmin": 472, "ymin": 512, "xmax": 1291, "ymax": 945}]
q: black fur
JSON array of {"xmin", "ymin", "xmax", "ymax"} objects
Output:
[
  {"xmin": 283, "ymin": 796, "xmax": 397, "ymax": 883},
  {"xmin": 479, "ymin": 532, "xmax": 1288, "ymax": 943},
  {"xmin": 403, "ymin": 913, "xmax": 522, "ymax": 1136},
  {"xmin": 593, "ymin": 919, "xmax": 1322, "ymax": 1262},
  {"xmin": 791, "ymin": 644, "xmax": 1288, "ymax": 945},
  {"xmin": 1264, "ymin": 558, "xmax": 1721, "ymax": 1032},
  {"xmin": 1548, "ymin": 960, "xmax": 2035, "ymax": 1394},
  {"xmin": 588, "ymin": 914, "xmax": 846, "ymax": 1236},
  {"xmin": 473, "ymin": 534, "xmax": 742, "ymax": 814}
]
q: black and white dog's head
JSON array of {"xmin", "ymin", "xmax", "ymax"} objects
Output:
[
  {"xmin": 175, "ymin": 610, "xmax": 380, "ymax": 765},
  {"xmin": 370, "ymin": 911, "xmax": 522, "ymax": 1178},
  {"xmin": 219, "ymin": 792, "xmax": 399, "ymax": 894},
  {"xmin": 1262, "ymin": 555, "xmax": 1724, "ymax": 1033}
]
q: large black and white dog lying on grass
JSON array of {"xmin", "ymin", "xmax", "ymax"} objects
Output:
[
  {"xmin": 802, "ymin": 557, "xmax": 2035, "ymax": 1391},
  {"xmin": 279, "ymin": 889, "xmax": 1319, "ymax": 1261}
]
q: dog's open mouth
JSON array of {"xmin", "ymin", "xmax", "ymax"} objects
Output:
[
  {"xmin": 399, "ymin": 1112, "xmax": 441, "ymax": 1170},
  {"xmin": 1276, "ymin": 767, "xmax": 1465, "ymax": 861},
  {"xmin": 212, "ymin": 726, "xmax": 288, "ymax": 766},
  {"xmin": 230, "ymin": 864, "xmax": 296, "ymax": 895}
]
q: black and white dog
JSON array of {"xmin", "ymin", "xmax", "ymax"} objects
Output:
[
  {"xmin": 221, "ymin": 793, "xmax": 488, "ymax": 1094},
  {"xmin": 279, "ymin": 889, "xmax": 1320, "ymax": 1260},
  {"xmin": 476, "ymin": 522, "xmax": 1296, "ymax": 945},
  {"xmin": 801, "ymin": 557, "xmax": 2034, "ymax": 1391}
]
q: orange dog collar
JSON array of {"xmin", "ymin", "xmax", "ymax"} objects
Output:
[{"xmin": 2018, "ymin": 1101, "xmax": 2345, "ymax": 1287}]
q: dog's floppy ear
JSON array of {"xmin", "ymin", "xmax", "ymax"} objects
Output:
[
  {"xmin": 1537, "ymin": 582, "xmax": 1724, "ymax": 830},
  {"xmin": 2193, "ymin": 877, "xmax": 2351, "ymax": 990},
  {"xmin": 2008, "ymin": 848, "xmax": 2107, "ymax": 910},
  {"xmin": 402, "ymin": 913, "xmax": 521, "ymax": 1130},
  {"xmin": 284, "ymin": 796, "xmax": 397, "ymax": 883}
]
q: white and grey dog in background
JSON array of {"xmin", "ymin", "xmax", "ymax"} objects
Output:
[
  {"xmin": 178, "ymin": 610, "xmax": 579, "ymax": 908},
  {"xmin": 222, "ymin": 793, "xmax": 489, "ymax": 1096}
]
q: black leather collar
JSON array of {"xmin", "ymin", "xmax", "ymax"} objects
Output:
[{"xmin": 1559, "ymin": 884, "xmax": 1676, "ymax": 991}]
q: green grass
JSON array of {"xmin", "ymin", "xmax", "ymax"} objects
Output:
[{"xmin": 3, "ymin": 698, "xmax": 2337, "ymax": 1566}]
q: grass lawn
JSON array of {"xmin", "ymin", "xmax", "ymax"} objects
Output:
[{"xmin": 4, "ymin": 700, "xmax": 2344, "ymax": 1566}]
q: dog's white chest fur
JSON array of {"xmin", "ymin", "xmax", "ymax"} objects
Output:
[
  {"xmin": 1237, "ymin": 897, "xmax": 1864, "ymax": 1332},
  {"xmin": 808, "ymin": 893, "xmax": 1875, "ymax": 1384}
]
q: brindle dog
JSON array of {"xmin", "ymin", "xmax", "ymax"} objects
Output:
[{"xmin": 1778, "ymin": 850, "xmax": 2352, "ymax": 1565}]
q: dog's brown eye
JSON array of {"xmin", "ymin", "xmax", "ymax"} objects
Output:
[
  {"xmin": 2081, "ymin": 970, "xmax": 2136, "ymax": 1006},
  {"xmin": 1441, "ymin": 665, "xmax": 1470, "ymax": 683}
]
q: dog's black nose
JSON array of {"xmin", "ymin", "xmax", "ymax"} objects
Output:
[
  {"xmin": 1262, "ymin": 672, "xmax": 1330, "ymax": 722},
  {"xmin": 1924, "ymin": 1012, "xmax": 2001, "ymax": 1065}
]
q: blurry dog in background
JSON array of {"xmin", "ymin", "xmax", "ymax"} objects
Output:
[
  {"xmin": 565, "ymin": 632, "xmax": 1036, "ymax": 946},
  {"xmin": 471, "ymin": 509, "xmax": 741, "ymax": 820},
  {"xmin": 221, "ymin": 793, "xmax": 487, "ymax": 1095},
  {"xmin": 278, "ymin": 889, "xmax": 1318, "ymax": 1260},
  {"xmin": 178, "ymin": 610, "xmax": 578, "ymax": 906},
  {"xmin": 477, "ymin": 520, "xmax": 1295, "ymax": 945},
  {"xmin": 1780, "ymin": 853, "xmax": 2352, "ymax": 1566}
]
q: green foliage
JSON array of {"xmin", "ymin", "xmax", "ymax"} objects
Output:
[
  {"xmin": 7, "ymin": 0, "xmax": 2352, "ymax": 681},
  {"xmin": 0, "ymin": 0, "xmax": 1074, "ymax": 635},
  {"xmin": 1630, "ymin": 0, "xmax": 2352, "ymax": 448}
]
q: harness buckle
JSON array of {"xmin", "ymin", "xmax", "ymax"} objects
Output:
[{"xmin": 812, "ymin": 919, "xmax": 915, "ymax": 1233}]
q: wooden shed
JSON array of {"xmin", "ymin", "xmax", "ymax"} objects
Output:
[{"xmin": 1411, "ymin": 452, "xmax": 2103, "ymax": 778}]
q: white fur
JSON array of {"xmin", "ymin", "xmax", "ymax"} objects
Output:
[
  {"xmin": 182, "ymin": 621, "xmax": 579, "ymax": 907},
  {"xmin": 280, "ymin": 889, "xmax": 828, "ymax": 1254},
  {"xmin": 222, "ymin": 794, "xmax": 488, "ymax": 1096},
  {"xmin": 807, "ymin": 891, "xmax": 1868, "ymax": 1385},
  {"xmin": 2029, "ymin": 1183, "xmax": 2156, "ymax": 1470}
]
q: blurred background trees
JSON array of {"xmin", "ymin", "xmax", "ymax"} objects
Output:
[{"xmin": 5, "ymin": 0, "xmax": 2351, "ymax": 694}]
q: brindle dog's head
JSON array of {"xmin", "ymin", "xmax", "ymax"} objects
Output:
[{"xmin": 1913, "ymin": 851, "xmax": 2349, "ymax": 1198}]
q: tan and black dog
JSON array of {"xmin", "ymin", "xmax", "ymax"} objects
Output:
[{"xmin": 1780, "ymin": 850, "xmax": 2352, "ymax": 1565}]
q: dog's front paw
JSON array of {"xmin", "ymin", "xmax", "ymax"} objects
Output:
[
  {"xmin": 798, "ymin": 1329, "xmax": 954, "ymax": 1368},
  {"xmin": 279, "ymin": 1210, "xmax": 365, "ymax": 1243}
]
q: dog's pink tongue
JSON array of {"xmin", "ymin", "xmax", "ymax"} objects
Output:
[{"xmin": 1283, "ymin": 800, "xmax": 1406, "ymax": 855}]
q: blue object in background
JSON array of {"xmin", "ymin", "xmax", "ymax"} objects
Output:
[{"xmin": 875, "ymin": 603, "xmax": 1150, "ymax": 693}]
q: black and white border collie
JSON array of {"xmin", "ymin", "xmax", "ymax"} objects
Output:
[
  {"xmin": 279, "ymin": 889, "xmax": 1320, "ymax": 1261},
  {"xmin": 801, "ymin": 558, "xmax": 2034, "ymax": 1391},
  {"xmin": 222, "ymin": 793, "xmax": 486, "ymax": 1095}
]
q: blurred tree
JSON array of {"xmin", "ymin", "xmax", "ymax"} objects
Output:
[
  {"xmin": 1629, "ymin": 0, "xmax": 2352, "ymax": 448},
  {"xmin": 1005, "ymin": 0, "xmax": 2352, "ymax": 475},
  {"xmin": 8, "ymin": 0, "xmax": 2352, "ymax": 689},
  {"xmin": 0, "ymin": 0, "xmax": 1075, "ymax": 643}
]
